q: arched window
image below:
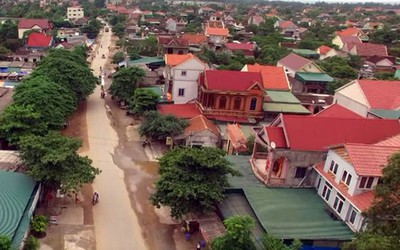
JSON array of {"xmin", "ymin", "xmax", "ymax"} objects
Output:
[
  {"xmin": 219, "ymin": 96, "xmax": 227, "ymax": 109},
  {"xmin": 250, "ymin": 97, "xmax": 257, "ymax": 111},
  {"xmin": 233, "ymin": 97, "xmax": 241, "ymax": 110},
  {"xmin": 208, "ymin": 96, "xmax": 214, "ymax": 108}
]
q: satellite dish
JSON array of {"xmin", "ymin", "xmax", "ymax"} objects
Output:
[{"xmin": 271, "ymin": 141, "xmax": 276, "ymax": 149}]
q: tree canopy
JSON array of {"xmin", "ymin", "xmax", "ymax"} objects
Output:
[
  {"xmin": 19, "ymin": 131, "xmax": 100, "ymax": 192},
  {"xmin": 0, "ymin": 235, "xmax": 12, "ymax": 250},
  {"xmin": 151, "ymin": 147, "xmax": 240, "ymax": 219},
  {"xmin": 212, "ymin": 216, "xmax": 256, "ymax": 250},
  {"xmin": 128, "ymin": 88, "xmax": 159, "ymax": 115},
  {"xmin": 139, "ymin": 111, "xmax": 189, "ymax": 141},
  {"xmin": 263, "ymin": 235, "xmax": 302, "ymax": 250},
  {"xmin": 109, "ymin": 66, "xmax": 145, "ymax": 102}
]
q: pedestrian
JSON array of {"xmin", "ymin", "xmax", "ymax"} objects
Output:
[{"xmin": 196, "ymin": 242, "xmax": 201, "ymax": 250}]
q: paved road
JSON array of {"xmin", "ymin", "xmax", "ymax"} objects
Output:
[{"xmin": 87, "ymin": 26, "xmax": 148, "ymax": 250}]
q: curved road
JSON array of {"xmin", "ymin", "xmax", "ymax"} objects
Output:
[{"xmin": 87, "ymin": 26, "xmax": 148, "ymax": 250}]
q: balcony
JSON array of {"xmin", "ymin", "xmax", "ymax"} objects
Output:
[{"xmin": 250, "ymin": 158, "xmax": 285, "ymax": 186}]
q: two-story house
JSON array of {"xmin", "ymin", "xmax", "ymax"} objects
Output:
[
  {"xmin": 205, "ymin": 26, "xmax": 229, "ymax": 45},
  {"xmin": 314, "ymin": 135, "xmax": 400, "ymax": 232},
  {"xmin": 18, "ymin": 19, "xmax": 52, "ymax": 39},
  {"xmin": 335, "ymin": 79, "xmax": 400, "ymax": 119},
  {"xmin": 251, "ymin": 114, "xmax": 400, "ymax": 187},
  {"xmin": 157, "ymin": 35, "xmax": 189, "ymax": 57},
  {"xmin": 164, "ymin": 53, "xmax": 208, "ymax": 104},
  {"xmin": 197, "ymin": 70, "xmax": 265, "ymax": 122}
]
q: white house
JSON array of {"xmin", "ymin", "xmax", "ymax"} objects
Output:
[
  {"xmin": 164, "ymin": 54, "xmax": 208, "ymax": 104},
  {"xmin": 314, "ymin": 137, "xmax": 400, "ymax": 232},
  {"xmin": 67, "ymin": 7, "xmax": 84, "ymax": 21}
]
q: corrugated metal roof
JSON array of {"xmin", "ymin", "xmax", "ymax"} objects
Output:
[
  {"xmin": 395, "ymin": 69, "xmax": 400, "ymax": 79},
  {"xmin": 0, "ymin": 170, "xmax": 36, "ymax": 248},
  {"xmin": 295, "ymin": 72, "xmax": 334, "ymax": 82},
  {"xmin": 265, "ymin": 90, "xmax": 301, "ymax": 104},
  {"xmin": 263, "ymin": 103, "xmax": 310, "ymax": 114},
  {"xmin": 369, "ymin": 109, "xmax": 400, "ymax": 119}
]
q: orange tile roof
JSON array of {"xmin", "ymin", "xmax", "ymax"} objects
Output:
[
  {"xmin": 165, "ymin": 53, "xmax": 194, "ymax": 66},
  {"xmin": 205, "ymin": 27, "xmax": 229, "ymax": 36},
  {"xmin": 185, "ymin": 115, "xmax": 220, "ymax": 136},
  {"xmin": 182, "ymin": 34, "xmax": 207, "ymax": 45},
  {"xmin": 315, "ymin": 163, "xmax": 375, "ymax": 212},
  {"xmin": 245, "ymin": 63, "xmax": 290, "ymax": 90},
  {"xmin": 336, "ymin": 27, "xmax": 362, "ymax": 37},
  {"xmin": 318, "ymin": 45, "xmax": 333, "ymax": 55},
  {"xmin": 375, "ymin": 133, "xmax": 400, "ymax": 147},
  {"xmin": 226, "ymin": 123, "xmax": 247, "ymax": 152}
]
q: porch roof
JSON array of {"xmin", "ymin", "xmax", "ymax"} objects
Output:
[
  {"xmin": 265, "ymin": 90, "xmax": 301, "ymax": 104},
  {"xmin": 224, "ymin": 156, "xmax": 354, "ymax": 241},
  {"xmin": 369, "ymin": 109, "xmax": 400, "ymax": 119},
  {"xmin": 295, "ymin": 72, "xmax": 334, "ymax": 83},
  {"xmin": 263, "ymin": 102, "xmax": 310, "ymax": 114}
]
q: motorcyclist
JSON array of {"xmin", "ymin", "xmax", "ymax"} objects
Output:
[{"xmin": 93, "ymin": 191, "xmax": 99, "ymax": 204}]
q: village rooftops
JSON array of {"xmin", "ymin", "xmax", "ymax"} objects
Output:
[
  {"xmin": 244, "ymin": 64, "xmax": 290, "ymax": 90},
  {"xmin": 264, "ymin": 115, "xmax": 400, "ymax": 151},
  {"xmin": 200, "ymin": 70, "xmax": 263, "ymax": 91},
  {"xmin": 165, "ymin": 53, "xmax": 195, "ymax": 66},
  {"xmin": 205, "ymin": 27, "xmax": 229, "ymax": 36},
  {"xmin": 314, "ymin": 104, "xmax": 364, "ymax": 119},
  {"xmin": 27, "ymin": 33, "xmax": 53, "ymax": 47},
  {"xmin": 18, "ymin": 18, "xmax": 51, "ymax": 29},
  {"xmin": 185, "ymin": 115, "xmax": 220, "ymax": 136},
  {"xmin": 157, "ymin": 103, "xmax": 201, "ymax": 119},
  {"xmin": 277, "ymin": 53, "xmax": 312, "ymax": 71}
]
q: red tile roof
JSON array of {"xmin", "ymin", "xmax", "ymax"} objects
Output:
[
  {"xmin": 343, "ymin": 143, "xmax": 400, "ymax": 176},
  {"xmin": 225, "ymin": 43, "xmax": 254, "ymax": 51},
  {"xmin": 265, "ymin": 127, "xmax": 287, "ymax": 148},
  {"xmin": 18, "ymin": 19, "xmax": 51, "ymax": 29},
  {"xmin": 205, "ymin": 27, "xmax": 229, "ymax": 36},
  {"xmin": 279, "ymin": 20, "xmax": 298, "ymax": 29},
  {"xmin": 318, "ymin": 45, "xmax": 333, "ymax": 55},
  {"xmin": 315, "ymin": 163, "xmax": 375, "ymax": 211},
  {"xmin": 375, "ymin": 133, "xmax": 400, "ymax": 147},
  {"xmin": 273, "ymin": 115, "xmax": 400, "ymax": 151},
  {"xmin": 245, "ymin": 64, "xmax": 290, "ymax": 90},
  {"xmin": 357, "ymin": 79, "xmax": 400, "ymax": 109},
  {"xmin": 185, "ymin": 115, "xmax": 220, "ymax": 136},
  {"xmin": 336, "ymin": 27, "xmax": 362, "ymax": 36},
  {"xmin": 182, "ymin": 34, "xmax": 207, "ymax": 45},
  {"xmin": 314, "ymin": 104, "xmax": 364, "ymax": 119},
  {"xmin": 201, "ymin": 70, "xmax": 263, "ymax": 91},
  {"xmin": 340, "ymin": 36, "xmax": 362, "ymax": 46},
  {"xmin": 352, "ymin": 43, "xmax": 388, "ymax": 57},
  {"xmin": 158, "ymin": 36, "xmax": 189, "ymax": 47},
  {"xmin": 27, "ymin": 33, "xmax": 53, "ymax": 47},
  {"xmin": 157, "ymin": 103, "xmax": 201, "ymax": 119},
  {"xmin": 226, "ymin": 123, "xmax": 247, "ymax": 152},
  {"xmin": 278, "ymin": 53, "xmax": 311, "ymax": 71}
]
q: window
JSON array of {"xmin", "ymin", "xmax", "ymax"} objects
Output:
[
  {"xmin": 295, "ymin": 167, "xmax": 307, "ymax": 178},
  {"xmin": 322, "ymin": 183, "xmax": 332, "ymax": 201},
  {"xmin": 359, "ymin": 177, "xmax": 374, "ymax": 189},
  {"xmin": 233, "ymin": 97, "xmax": 241, "ymax": 110},
  {"xmin": 181, "ymin": 71, "xmax": 187, "ymax": 76},
  {"xmin": 250, "ymin": 97, "xmax": 257, "ymax": 111},
  {"xmin": 329, "ymin": 160, "xmax": 338, "ymax": 175},
  {"xmin": 178, "ymin": 88, "xmax": 185, "ymax": 96},
  {"xmin": 349, "ymin": 208, "xmax": 357, "ymax": 224},
  {"xmin": 316, "ymin": 176, "xmax": 321, "ymax": 189},
  {"xmin": 219, "ymin": 96, "xmax": 227, "ymax": 109},
  {"xmin": 341, "ymin": 170, "xmax": 352, "ymax": 186},
  {"xmin": 333, "ymin": 193, "xmax": 345, "ymax": 214}
]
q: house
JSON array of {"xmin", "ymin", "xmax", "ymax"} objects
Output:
[
  {"xmin": 248, "ymin": 15, "xmax": 264, "ymax": 26},
  {"xmin": 316, "ymin": 45, "xmax": 337, "ymax": 60},
  {"xmin": 67, "ymin": 6, "xmax": 84, "ymax": 21},
  {"xmin": 163, "ymin": 53, "xmax": 208, "ymax": 104},
  {"xmin": 314, "ymin": 136, "xmax": 400, "ymax": 232},
  {"xmin": 205, "ymin": 26, "xmax": 229, "ymax": 45},
  {"xmin": 335, "ymin": 79, "xmax": 400, "ymax": 119},
  {"xmin": 277, "ymin": 53, "xmax": 323, "ymax": 78},
  {"xmin": 181, "ymin": 115, "xmax": 221, "ymax": 148},
  {"xmin": 274, "ymin": 20, "xmax": 300, "ymax": 40},
  {"xmin": 251, "ymin": 114, "xmax": 400, "ymax": 187},
  {"xmin": 224, "ymin": 43, "xmax": 255, "ymax": 57},
  {"xmin": 26, "ymin": 33, "xmax": 53, "ymax": 51},
  {"xmin": 348, "ymin": 43, "xmax": 388, "ymax": 58},
  {"xmin": 182, "ymin": 34, "xmax": 207, "ymax": 52},
  {"xmin": 225, "ymin": 123, "xmax": 247, "ymax": 155},
  {"xmin": 335, "ymin": 27, "xmax": 368, "ymax": 42},
  {"xmin": 157, "ymin": 35, "xmax": 189, "ymax": 57},
  {"xmin": 292, "ymin": 49, "xmax": 320, "ymax": 59},
  {"xmin": 166, "ymin": 18, "xmax": 177, "ymax": 33},
  {"xmin": 18, "ymin": 19, "xmax": 51, "ymax": 39},
  {"xmin": 332, "ymin": 36, "xmax": 362, "ymax": 50},
  {"xmin": 242, "ymin": 63, "xmax": 290, "ymax": 90},
  {"xmin": 197, "ymin": 70, "xmax": 265, "ymax": 122},
  {"xmin": 364, "ymin": 55, "xmax": 396, "ymax": 73}
]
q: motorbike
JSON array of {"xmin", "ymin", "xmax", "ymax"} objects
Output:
[
  {"xmin": 100, "ymin": 91, "xmax": 105, "ymax": 99},
  {"xmin": 102, "ymin": 54, "xmax": 106, "ymax": 59},
  {"xmin": 93, "ymin": 192, "xmax": 99, "ymax": 205}
]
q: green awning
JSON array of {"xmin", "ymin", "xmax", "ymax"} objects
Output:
[
  {"xmin": 295, "ymin": 72, "xmax": 334, "ymax": 83},
  {"xmin": 265, "ymin": 90, "xmax": 301, "ymax": 104},
  {"xmin": 128, "ymin": 57, "xmax": 165, "ymax": 65},
  {"xmin": 395, "ymin": 70, "xmax": 400, "ymax": 79},
  {"xmin": 292, "ymin": 49, "xmax": 320, "ymax": 57},
  {"xmin": 369, "ymin": 109, "xmax": 400, "ymax": 119},
  {"xmin": 263, "ymin": 102, "xmax": 310, "ymax": 114}
]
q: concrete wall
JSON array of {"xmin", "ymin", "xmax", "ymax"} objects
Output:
[
  {"xmin": 18, "ymin": 25, "xmax": 44, "ymax": 39},
  {"xmin": 185, "ymin": 130, "xmax": 220, "ymax": 147},
  {"xmin": 334, "ymin": 93, "xmax": 369, "ymax": 117}
]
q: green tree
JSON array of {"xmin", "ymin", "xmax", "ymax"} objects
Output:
[
  {"xmin": 80, "ymin": 19, "xmax": 102, "ymax": 39},
  {"xmin": 109, "ymin": 66, "xmax": 145, "ymax": 102},
  {"xmin": 0, "ymin": 105, "xmax": 47, "ymax": 145},
  {"xmin": 330, "ymin": 65, "xmax": 357, "ymax": 79},
  {"xmin": 139, "ymin": 111, "xmax": 189, "ymax": 141},
  {"xmin": 24, "ymin": 236, "xmax": 40, "ymax": 250},
  {"xmin": 30, "ymin": 215, "xmax": 48, "ymax": 234},
  {"xmin": 19, "ymin": 131, "xmax": 100, "ymax": 192},
  {"xmin": 112, "ymin": 51, "xmax": 125, "ymax": 64},
  {"xmin": 13, "ymin": 76, "xmax": 76, "ymax": 128},
  {"xmin": 263, "ymin": 234, "xmax": 302, "ymax": 250},
  {"xmin": 375, "ymin": 72, "xmax": 395, "ymax": 80},
  {"xmin": 128, "ymin": 88, "xmax": 159, "ymax": 115},
  {"xmin": 112, "ymin": 23, "xmax": 125, "ymax": 39},
  {"xmin": 0, "ymin": 235, "xmax": 12, "ymax": 250},
  {"xmin": 212, "ymin": 216, "xmax": 256, "ymax": 250},
  {"xmin": 32, "ymin": 49, "xmax": 97, "ymax": 101},
  {"xmin": 151, "ymin": 147, "xmax": 240, "ymax": 219}
]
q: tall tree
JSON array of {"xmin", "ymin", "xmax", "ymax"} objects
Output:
[
  {"xmin": 263, "ymin": 234, "xmax": 302, "ymax": 250},
  {"xmin": 212, "ymin": 216, "xmax": 256, "ymax": 250},
  {"xmin": 109, "ymin": 66, "xmax": 145, "ymax": 102},
  {"xmin": 19, "ymin": 132, "xmax": 100, "ymax": 192},
  {"xmin": 0, "ymin": 235, "xmax": 12, "ymax": 250},
  {"xmin": 151, "ymin": 147, "xmax": 240, "ymax": 219},
  {"xmin": 128, "ymin": 88, "xmax": 159, "ymax": 115}
]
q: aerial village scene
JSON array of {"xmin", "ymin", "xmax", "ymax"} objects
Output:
[{"xmin": 0, "ymin": 0, "xmax": 400, "ymax": 249}]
